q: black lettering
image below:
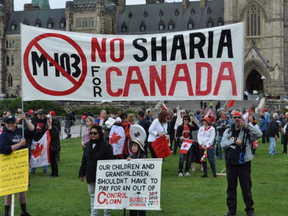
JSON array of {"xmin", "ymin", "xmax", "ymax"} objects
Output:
[
  {"xmin": 91, "ymin": 66, "xmax": 100, "ymax": 77},
  {"xmin": 94, "ymin": 86, "xmax": 102, "ymax": 97},
  {"xmin": 93, "ymin": 78, "xmax": 101, "ymax": 85},
  {"xmin": 170, "ymin": 34, "xmax": 187, "ymax": 61},
  {"xmin": 60, "ymin": 53, "xmax": 71, "ymax": 75},
  {"xmin": 49, "ymin": 53, "xmax": 60, "ymax": 77},
  {"xmin": 71, "ymin": 54, "xmax": 81, "ymax": 78},
  {"xmin": 151, "ymin": 37, "xmax": 167, "ymax": 61},
  {"xmin": 31, "ymin": 52, "xmax": 48, "ymax": 76},
  {"xmin": 217, "ymin": 29, "xmax": 233, "ymax": 58},
  {"xmin": 189, "ymin": 33, "xmax": 206, "ymax": 59},
  {"xmin": 208, "ymin": 31, "xmax": 214, "ymax": 58},
  {"xmin": 133, "ymin": 38, "xmax": 148, "ymax": 62}
]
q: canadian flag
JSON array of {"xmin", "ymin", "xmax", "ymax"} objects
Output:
[
  {"xmin": 30, "ymin": 131, "xmax": 51, "ymax": 168},
  {"xmin": 109, "ymin": 125, "xmax": 125, "ymax": 155},
  {"xmin": 243, "ymin": 108, "xmax": 252, "ymax": 121},
  {"xmin": 162, "ymin": 103, "xmax": 168, "ymax": 110},
  {"xmin": 179, "ymin": 139, "xmax": 193, "ymax": 154}
]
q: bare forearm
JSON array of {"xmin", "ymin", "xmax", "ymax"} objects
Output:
[{"xmin": 25, "ymin": 119, "xmax": 35, "ymax": 131}]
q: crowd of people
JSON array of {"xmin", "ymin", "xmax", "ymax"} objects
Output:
[{"xmin": 0, "ymin": 103, "xmax": 287, "ymax": 216}]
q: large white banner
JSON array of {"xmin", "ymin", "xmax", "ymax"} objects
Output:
[
  {"xmin": 94, "ymin": 159, "xmax": 162, "ymax": 210},
  {"xmin": 21, "ymin": 23, "xmax": 244, "ymax": 101}
]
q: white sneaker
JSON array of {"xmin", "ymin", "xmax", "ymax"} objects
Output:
[
  {"xmin": 178, "ymin": 173, "xmax": 183, "ymax": 177},
  {"xmin": 184, "ymin": 172, "xmax": 190, "ymax": 176}
]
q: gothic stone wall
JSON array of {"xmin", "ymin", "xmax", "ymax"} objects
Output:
[{"xmin": 225, "ymin": 0, "xmax": 285, "ymax": 95}]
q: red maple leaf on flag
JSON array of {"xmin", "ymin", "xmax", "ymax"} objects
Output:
[
  {"xmin": 110, "ymin": 131, "xmax": 122, "ymax": 144},
  {"xmin": 31, "ymin": 143, "xmax": 44, "ymax": 158},
  {"xmin": 183, "ymin": 144, "xmax": 188, "ymax": 149}
]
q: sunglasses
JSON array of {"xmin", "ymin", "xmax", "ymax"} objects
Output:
[
  {"xmin": 90, "ymin": 132, "xmax": 99, "ymax": 135},
  {"xmin": 184, "ymin": 119, "xmax": 189, "ymax": 121},
  {"xmin": 6, "ymin": 121, "xmax": 15, "ymax": 125},
  {"xmin": 122, "ymin": 117, "xmax": 127, "ymax": 120},
  {"xmin": 233, "ymin": 117, "xmax": 241, "ymax": 119}
]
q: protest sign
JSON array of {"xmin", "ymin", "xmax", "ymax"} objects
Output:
[
  {"xmin": 0, "ymin": 149, "xmax": 29, "ymax": 197},
  {"xmin": 151, "ymin": 136, "xmax": 171, "ymax": 159},
  {"xmin": 94, "ymin": 159, "xmax": 162, "ymax": 210},
  {"xmin": 21, "ymin": 23, "xmax": 244, "ymax": 101}
]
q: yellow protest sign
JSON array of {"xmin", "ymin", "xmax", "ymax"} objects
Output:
[{"xmin": 0, "ymin": 149, "xmax": 29, "ymax": 197}]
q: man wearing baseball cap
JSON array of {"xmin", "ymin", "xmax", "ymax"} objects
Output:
[
  {"xmin": 0, "ymin": 114, "xmax": 35, "ymax": 216},
  {"xmin": 221, "ymin": 112, "xmax": 262, "ymax": 216}
]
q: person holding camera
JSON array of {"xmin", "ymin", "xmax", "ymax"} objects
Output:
[{"xmin": 221, "ymin": 112, "xmax": 262, "ymax": 216}]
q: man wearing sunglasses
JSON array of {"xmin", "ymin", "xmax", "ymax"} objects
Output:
[
  {"xmin": 0, "ymin": 114, "xmax": 35, "ymax": 216},
  {"xmin": 221, "ymin": 112, "xmax": 262, "ymax": 216}
]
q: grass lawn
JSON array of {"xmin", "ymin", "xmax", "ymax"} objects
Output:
[{"xmin": 1, "ymin": 138, "xmax": 287, "ymax": 216}]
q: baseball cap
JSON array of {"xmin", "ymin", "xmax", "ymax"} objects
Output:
[
  {"xmin": 50, "ymin": 111, "xmax": 55, "ymax": 115},
  {"xmin": 5, "ymin": 115, "xmax": 16, "ymax": 123}
]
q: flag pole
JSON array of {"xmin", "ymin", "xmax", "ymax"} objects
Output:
[{"xmin": 11, "ymin": 194, "xmax": 15, "ymax": 216}]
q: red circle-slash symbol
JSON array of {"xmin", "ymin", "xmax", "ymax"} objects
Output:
[{"xmin": 23, "ymin": 33, "xmax": 87, "ymax": 96}]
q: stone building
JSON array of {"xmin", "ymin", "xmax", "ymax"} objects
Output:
[{"xmin": 0, "ymin": 0, "xmax": 287, "ymax": 98}]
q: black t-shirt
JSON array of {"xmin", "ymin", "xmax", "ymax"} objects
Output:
[
  {"xmin": 225, "ymin": 127, "xmax": 244, "ymax": 166},
  {"xmin": 138, "ymin": 118, "xmax": 148, "ymax": 133}
]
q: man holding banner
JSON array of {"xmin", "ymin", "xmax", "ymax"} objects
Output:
[{"xmin": 0, "ymin": 113, "xmax": 35, "ymax": 216}]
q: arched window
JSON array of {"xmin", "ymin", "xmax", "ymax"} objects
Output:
[
  {"xmin": 9, "ymin": 40, "xmax": 11, "ymax": 48},
  {"xmin": 47, "ymin": 17, "xmax": 54, "ymax": 29},
  {"xmin": 128, "ymin": 11, "xmax": 133, "ymax": 18},
  {"xmin": 159, "ymin": 20, "xmax": 165, "ymax": 31},
  {"xmin": 187, "ymin": 18, "xmax": 194, "ymax": 30},
  {"xmin": 12, "ymin": 40, "xmax": 15, "ymax": 48},
  {"xmin": 175, "ymin": 9, "xmax": 179, "ymax": 16},
  {"xmin": 11, "ymin": 55, "xmax": 14, "ymax": 66},
  {"xmin": 207, "ymin": 17, "xmax": 214, "ymax": 28},
  {"xmin": 6, "ymin": 55, "xmax": 9, "ymax": 66},
  {"xmin": 191, "ymin": 8, "xmax": 195, "ymax": 15},
  {"xmin": 6, "ymin": 40, "xmax": 8, "ymax": 48},
  {"xmin": 8, "ymin": 74, "xmax": 13, "ymax": 87},
  {"xmin": 121, "ymin": 22, "xmax": 127, "ymax": 33},
  {"xmin": 247, "ymin": 5, "xmax": 261, "ymax": 36},
  {"xmin": 89, "ymin": 18, "xmax": 94, "ymax": 27},
  {"xmin": 144, "ymin": 11, "xmax": 148, "ymax": 18},
  {"xmin": 168, "ymin": 19, "xmax": 174, "ymax": 30},
  {"xmin": 140, "ymin": 21, "xmax": 146, "ymax": 32},
  {"xmin": 217, "ymin": 17, "xmax": 224, "ymax": 26},
  {"xmin": 159, "ymin": 10, "xmax": 164, "ymax": 17}
]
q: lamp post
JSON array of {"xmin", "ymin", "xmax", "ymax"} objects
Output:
[{"xmin": 261, "ymin": 76, "xmax": 266, "ymax": 95}]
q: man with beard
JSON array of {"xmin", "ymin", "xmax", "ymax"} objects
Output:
[{"xmin": 221, "ymin": 112, "xmax": 262, "ymax": 216}]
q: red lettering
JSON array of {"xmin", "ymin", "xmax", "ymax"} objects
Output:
[
  {"xmin": 97, "ymin": 192, "xmax": 106, "ymax": 205},
  {"xmin": 110, "ymin": 39, "xmax": 124, "ymax": 62},
  {"xmin": 91, "ymin": 38, "xmax": 107, "ymax": 62},
  {"xmin": 213, "ymin": 62, "xmax": 237, "ymax": 96},
  {"xmin": 149, "ymin": 65, "xmax": 167, "ymax": 96},
  {"xmin": 106, "ymin": 67, "xmax": 123, "ymax": 97},
  {"xmin": 123, "ymin": 67, "xmax": 149, "ymax": 97},
  {"xmin": 196, "ymin": 62, "xmax": 212, "ymax": 96},
  {"xmin": 168, "ymin": 64, "xmax": 194, "ymax": 96}
]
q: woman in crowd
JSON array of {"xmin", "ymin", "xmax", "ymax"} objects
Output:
[
  {"xmin": 121, "ymin": 113, "xmax": 131, "ymax": 158},
  {"xmin": 189, "ymin": 112, "xmax": 203, "ymax": 172},
  {"xmin": 260, "ymin": 113, "xmax": 267, "ymax": 143},
  {"xmin": 79, "ymin": 124, "xmax": 114, "ymax": 216},
  {"xmin": 0, "ymin": 114, "xmax": 35, "ymax": 216},
  {"xmin": 81, "ymin": 116, "xmax": 95, "ymax": 148},
  {"xmin": 176, "ymin": 115, "xmax": 199, "ymax": 176},
  {"xmin": 47, "ymin": 116, "xmax": 60, "ymax": 177},
  {"xmin": 148, "ymin": 110, "xmax": 168, "ymax": 158},
  {"xmin": 197, "ymin": 117, "xmax": 216, "ymax": 178},
  {"xmin": 127, "ymin": 113, "xmax": 135, "ymax": 125}
]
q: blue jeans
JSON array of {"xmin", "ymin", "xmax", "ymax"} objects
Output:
[
  {"xmin": 217, "ymin": 136, "xmax": 223, "ymax": 159},
  {"xmin": 269, "ymin": 137, "xmax": 277, "ymax": 155},
  {"xmin": 88, "ymin": 183, "xmax": 111, "ymax": 216},
  {"xmin": 178, "ymin": 147, "xmax": 192, "ymax": 173},
  {"xmin": 201, "ymin": 146, "xmax": 216, "ymax": 176},
  {"xmin": 31, "ymin": 166, "xmax": 48, "ymax": 173}
]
